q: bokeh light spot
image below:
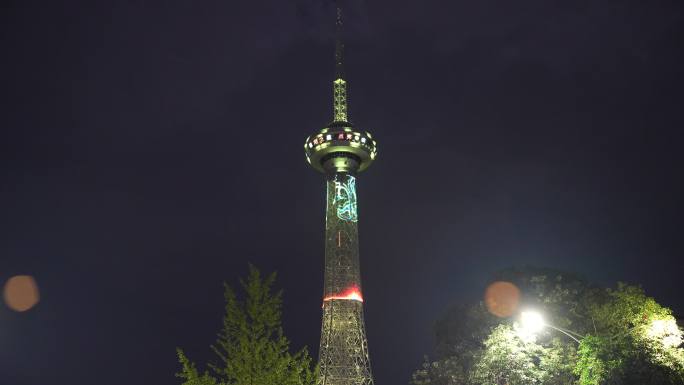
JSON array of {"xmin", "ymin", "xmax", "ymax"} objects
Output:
[
  {"xmin": 3, "ymin": 275, "xmax": 40, "ymax": 312},
  {"xmin": 484, "ymin": 281, "xmax": 520, "ymax": 318}
]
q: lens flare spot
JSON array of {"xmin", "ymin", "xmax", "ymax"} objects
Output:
[
  {"xmin": 3, "ymin": 275, "xmax": 40, "ymax": 312},
  {"xmin": 484, "ymin": 281, "xmax": 520, "ymax": 318}
]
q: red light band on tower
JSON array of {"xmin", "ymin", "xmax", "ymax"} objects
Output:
[{"xmin": 323, "ymin": 285, "xmax": 363, "ymax": 302}]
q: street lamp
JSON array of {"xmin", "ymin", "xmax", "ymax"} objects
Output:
[{"xmin": 518, "ymin": 310, "xmax": 584, "ymax": 344}]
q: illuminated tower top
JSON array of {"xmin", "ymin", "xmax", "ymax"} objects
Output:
[{"xmin": 304, "ymin": 7, "xmax": 377, "ymax": 174}]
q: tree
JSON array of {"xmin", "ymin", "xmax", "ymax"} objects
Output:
[
  {"xmin": 176, "ymin": 349, "xmax": 218, "ymax": 385},
  {"xmin": 412, "ymin": 269, "xmax": 590, "ymax": 385},
  {"xmin": 575, "ymin": 283, "xmax": 684, "ymax": 385},
  {"xmin": 411, "ymin": 355, "xmax": 469, "ymax": 385},
  {"xmin": 470, "ymin": 324, "xmax": 545, "ymax": 385},
  {"xmin": 176, "ymin": 265, "xmax": 317, "ymax": 385},
  {"xmin": 413, "ymin": 268, "xmax": 684, "ymax": 385}
]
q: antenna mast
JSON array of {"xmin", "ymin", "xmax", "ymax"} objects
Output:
[{"xmin": 333, "ymin": 6, "xmax": 348, "ymax": 123}]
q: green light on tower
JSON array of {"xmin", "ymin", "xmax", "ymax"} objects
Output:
[
  {"xmin": 333, "ymin": 78, "xmax": 348, "ymax": 123},
  {"xmin": 334, "ymin": 175, "xmax": 357, "ymax": 222}
]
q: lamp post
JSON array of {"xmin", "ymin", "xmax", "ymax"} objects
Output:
[{"xmin": 519, "ymin": 310, "xmax": 584, "ymax": 344}]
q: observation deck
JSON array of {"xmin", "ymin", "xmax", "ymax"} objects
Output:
[{"xmin": 304, "ymin": 122, "xmax": 377, "ymax": 174}]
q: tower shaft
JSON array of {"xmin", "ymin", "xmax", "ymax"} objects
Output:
[{"xmin": 319, "ymin": 172, "xmax": 373, "ymax": 385}]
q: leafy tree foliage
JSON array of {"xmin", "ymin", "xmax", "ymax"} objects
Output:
[
  {"xmin": 412, "ymin": 269, "xmax": 590, "ymax": 385},
  {"xmin": 493, "ymin": 268, "xmax": 599, "ymax": 336},
  {"xmin": 176, "ymin": 349, "xmax": 218, "ymax": 385},
  {"xmin": 575, "ymin": 284, "xmax": 684, "ymax": 384},
  {"xmin": 411, "ymin": 355, "xmax": 468, "ymax": 385},
  {"xmin": 412, "ymin": 268, "xmax": 684, "ymax": 385},
  {"xmin": 177, "ymin": 265, "xmax": 317, "ymax": 385},
  {"xmin": 470, "ymin": 324, "xmax": 545, "ymax": 385}
]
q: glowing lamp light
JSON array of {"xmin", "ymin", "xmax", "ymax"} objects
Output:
[
  {"xmin": 517, "ymin": 310, "xmax": 545, "ymax": 340},
  {"xmin": 521, "ymin": 311, "xmax": 545, "ymax": 332},
  {"xmin": 323, "ymin": 285, "xmax": 364, "ymax": 303}
]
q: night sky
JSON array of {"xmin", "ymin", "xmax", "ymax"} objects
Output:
[{"xmin": 2, "ymin": 0, "xmax": 683, "ymax": 384}]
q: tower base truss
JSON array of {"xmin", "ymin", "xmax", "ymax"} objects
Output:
[{"xmin": 319, "ymin": 300, "xmax": 374, "ymax": 385}]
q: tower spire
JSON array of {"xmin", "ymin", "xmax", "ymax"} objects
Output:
[
  {"xmin": 333, "ymin": 5, "xmax": 348, "ymax": 123},
  {"xmin": 335, "ymin": 6, "xmax": 344, "ymax": 80}
]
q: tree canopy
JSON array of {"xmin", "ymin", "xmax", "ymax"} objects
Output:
[
  {"xmin": 176, "ymin": 265, "xmax": 317, "ymax": 385},
  {"xmin": 412, "ymin": 268, "xmax": 684, "ymax": 385}
]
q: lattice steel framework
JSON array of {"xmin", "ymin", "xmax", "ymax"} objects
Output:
[
  {"xmin": 303, "ymin": 4, "xmax": 377, "ymax": 385},
  {"xmin": 333, "ymin": 78, "xmax": 348, "ymax": 123},
  {"xmin": 318, "ymin": 173, "xmax": 373, "ymax": 385}
]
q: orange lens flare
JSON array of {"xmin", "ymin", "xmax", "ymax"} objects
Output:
[
  {"xmin": 323, "ymin": 285, "xmax": 363, "ymax": 303},
  {"xmin": 3, "ymin": 275, "xmax": 40, "ymax": 312},
  {"xmin": 484, "ymin": 281, "xmax": 520, "ymax": 318}
]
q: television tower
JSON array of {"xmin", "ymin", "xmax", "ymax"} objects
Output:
[{"xmin": 303, "ymin": 5, "xmax": 377, "ymax": 385}]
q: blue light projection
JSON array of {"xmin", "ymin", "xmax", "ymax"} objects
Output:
[{"xmin": 334, "ymin": 176, "xmax": 358, "ymax": 222}]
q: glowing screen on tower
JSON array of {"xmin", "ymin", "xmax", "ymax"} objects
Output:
[{"xmin": 334, "ymin": 175, "xmax": 357, "ymax": 222}]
